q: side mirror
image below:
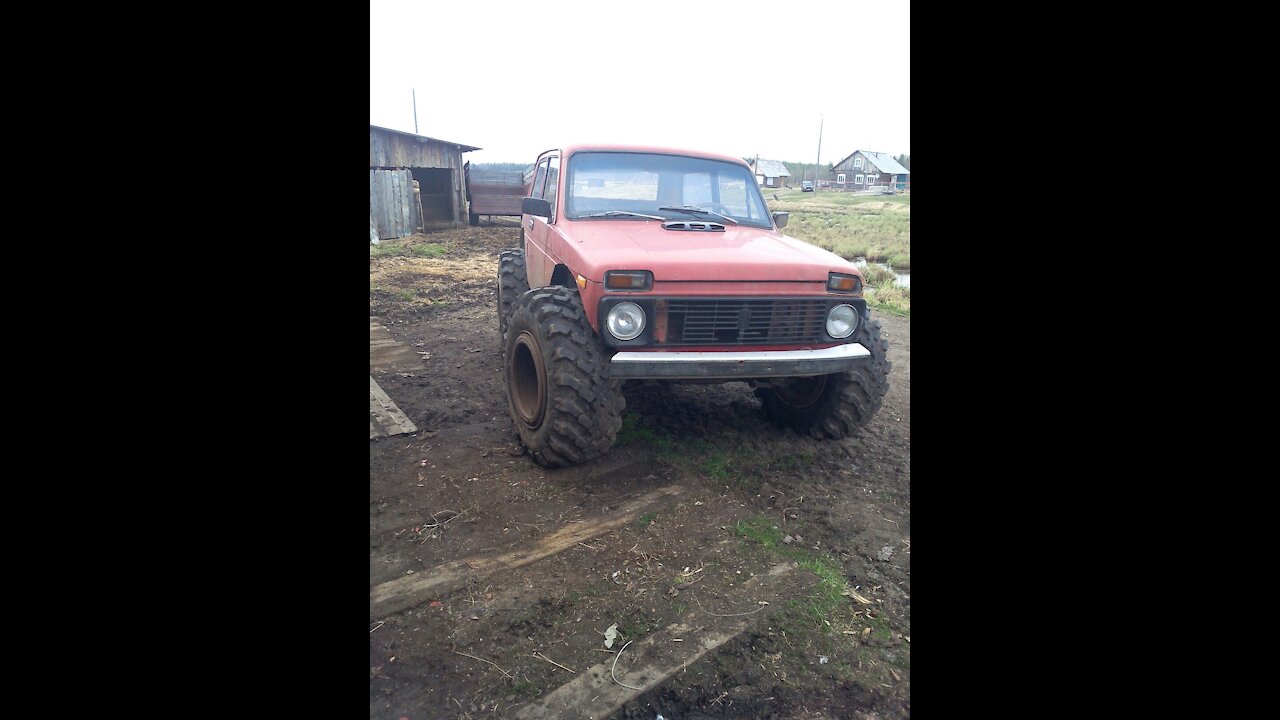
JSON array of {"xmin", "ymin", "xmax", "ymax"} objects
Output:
[
  {"xmin": 772, "ymin": 211, "xmax": 790, "ymax": 229},
  {"xmin": 522, "ymin": 197, "xmax": 552, "ymax": 217}
]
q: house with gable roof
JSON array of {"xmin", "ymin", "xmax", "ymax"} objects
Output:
[{"xmin": 829, "ymin": 150, "xmax": 910, "ymax": 191}]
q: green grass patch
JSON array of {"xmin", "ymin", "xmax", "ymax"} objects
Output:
[
  {"xmin": 761, "ymin": 451, "xmax": 817, "ymax": 473},
  {"xmin": 617, "ymin": 416, "xmax": 810, "ymax": 486},
  {"xmin": 735, "ymin": 518, "xmax": 785, "ymax": 548},
  {"xmin": 638, "ymin": 512, "xmax": 657, "ymax": 526},
  {"xmin": 412, "ymin": 244, "xmax": 447, "ymax": 257},
  {"xmin": 395, "ymin": 290, "xmax": 415, "ymax": 302},
  {"xmin": 369, "ymin": 241, "xmax": 449, "ymax": 258},
  {"xmin": 616, "ymin": 415, "xmax": 675, "ymax": 453},
  {"xmin": 370, "ymin": 243, "xmax": 406, "ymax": 257},
  {"xmin": 734, "ymin": 516, "xmax": 856, "ymax": 635},
  {"xmin": 798, "ymin": 556, "xmax": 848, "ymax": 616},
  {"xmin": 511, "ymin": 681, "xmax": 539, "ymax": 697},
  {"xmin": 697, "ymin": 451, "xmax": 732, "ymax": 480}
]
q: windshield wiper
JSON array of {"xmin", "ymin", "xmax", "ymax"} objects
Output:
[
  {"xmin": 580, "ymin": 210, "xmax": 665, "ymax": 220},
  {"xmin": 657, "ymin": 206, "xmax": 739, "ymax": 225}
]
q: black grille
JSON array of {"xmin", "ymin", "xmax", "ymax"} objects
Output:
[{"xmin": 665, "ymin": 299, "xmax": 830, "ymax": 345}]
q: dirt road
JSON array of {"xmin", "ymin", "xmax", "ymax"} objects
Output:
[{"xmin": 370, "ymin": 222, "xmax": 910, "ymax": 719}]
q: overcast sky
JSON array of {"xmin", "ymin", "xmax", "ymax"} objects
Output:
[{"xmin": 370, "ymin": 0, "xmax": 909, "ymax": 165}]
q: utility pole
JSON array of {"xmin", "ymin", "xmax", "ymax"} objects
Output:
[
  {"xmin": 413, "ymin": 88, "xmax": 419, "ymax": 135},
  {"xmin": 815, "ymin": 114, "xmax": 823, "ymax": 186}
]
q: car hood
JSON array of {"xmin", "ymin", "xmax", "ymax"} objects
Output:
[{"xmin": 561, "ymin": 219, "xmax": 855, "ymax": 282}]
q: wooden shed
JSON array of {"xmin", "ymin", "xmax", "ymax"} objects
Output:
[
  {"xmin": 749, "ymin": 158, "xmax": 792, "ymax": 188},
  {"xmin": 369, "ymin": 125, "xmax": 481, "ymax": 239}
]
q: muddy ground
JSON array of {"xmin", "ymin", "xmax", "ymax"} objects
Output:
[{"xmin": 370, "ymin": 220, "xmax": 910, "ymax": 719}]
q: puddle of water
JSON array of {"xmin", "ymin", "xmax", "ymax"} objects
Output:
[{"xmin": 853, "ymin": 258, "xmax": 910, "ymax": 288}]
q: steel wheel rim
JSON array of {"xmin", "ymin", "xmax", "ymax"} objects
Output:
[{"xmin": 510, "ymin": 331, "xmax": 547, "ymax": 427}]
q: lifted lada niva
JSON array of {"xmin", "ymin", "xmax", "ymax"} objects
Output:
[{"xmin": 498, "ymin": 145, "xmax": 890, "ymax": 467}]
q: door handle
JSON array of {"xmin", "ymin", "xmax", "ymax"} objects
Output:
[{"xmin": 527, "ymin": 219, "xmax": 533, "ymax": 229}]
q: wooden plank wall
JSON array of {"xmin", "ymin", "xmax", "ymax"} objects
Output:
[
  {"xmin": 370, "ymin": 130, "xmax": 456, "ymax": 168},
  {"xmin": 369, "ymin": 168, "xmax": 416, "ymax": 240}
]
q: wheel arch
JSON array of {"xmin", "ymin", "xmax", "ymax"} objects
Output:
[{"xmin": 549, "ymin": 264, "xmax": 575, "ymax": 288}]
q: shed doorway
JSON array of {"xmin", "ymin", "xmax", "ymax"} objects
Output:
[{"xmin": 411, "ymin": 167, "xmax": 454, "ymax": 223}]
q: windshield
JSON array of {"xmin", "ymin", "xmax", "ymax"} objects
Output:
[{"xmin": 565, "ymin": 152, "xmax": 773, "ymax": 229}]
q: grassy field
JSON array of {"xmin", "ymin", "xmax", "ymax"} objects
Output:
[
  {"xmin": 764, "ymin": 189, "xmax": 911, "ymax": 269},
  {"xmin": 764, "ymin": 189, "xmax": 911, "ymax": 316},
  {"xmin": 856, "ymin": 264, "xmax": 910, "ymax": 317}
]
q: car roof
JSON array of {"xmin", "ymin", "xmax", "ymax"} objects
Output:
[{"xmin": 557, "ymin": 144, "xmax": 751, "ymax": 168}]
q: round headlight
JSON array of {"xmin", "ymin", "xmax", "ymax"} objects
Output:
[
  {"xmin": 607, "ymin": 302, "xmax": 646, "ymax": 340},
  {"xmin": 826, "ymin": 304, "xmax": 858, "ymax": 339}
]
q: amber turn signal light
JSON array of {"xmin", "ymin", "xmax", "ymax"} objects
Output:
[
  {"xmin": 605, "ymin": 270, "xmax": 652, "ymax": 291},
  {"xmin": 827, "ymin": 272, "xmax": 862, "ymax": 294}
]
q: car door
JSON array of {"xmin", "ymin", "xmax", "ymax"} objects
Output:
[
  {"xmin": 539, "ymin": 155, "xmax": 563, "ymax": 268},
  {"xmin": 523, "ymin": 157, "xmax": 551, "ymax": 287}
]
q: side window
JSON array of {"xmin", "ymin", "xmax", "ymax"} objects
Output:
[
  {"xmin": 837, "ymin": 173, "xmax": 846, "ymax": 183},
  {"xmin": 531, "ymin": 159, "xmax": 549, "ymax": 199},
  {"xmin": 854, "ymin": 157, "xmax": 864, "ymax": 169},
  {"xmin": 545, "ymin": 156, "xmax": 559, "ymax": 220},
  {"xmin": 855, "ymin": 174, "xmax": 864, "ymax": 184}
]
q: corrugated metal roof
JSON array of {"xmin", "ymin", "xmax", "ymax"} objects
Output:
[
  {"xmin": 752, "ymin": 159, "xmax": 791, "ymax": 177},
  {"xmin": 369, "ymin": 124, "xmax": 481, "ymax": 152},
  {"xmin": 863, "ymin": 152, "xmax": 910, "ymax": 175}
]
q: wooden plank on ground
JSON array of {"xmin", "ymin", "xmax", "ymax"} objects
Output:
[
  {"xmin": 514, "ymin": 562, "xmax": 797, "ymax": 719},
  {"xmin": 370, "ymin": 318, "xmax": 422, "ymax": 368},
  {"xmin": 370, "ymin": 375, "xmax": 417, "ymax": 439},
  {"xmin": 370, "ymin": 484, "xmax": 686, "ymax": 619}
]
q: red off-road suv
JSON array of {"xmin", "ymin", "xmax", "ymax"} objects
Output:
[{"xmin": 498, "ymin": 145, "xmax": 890, "ymax": 467}]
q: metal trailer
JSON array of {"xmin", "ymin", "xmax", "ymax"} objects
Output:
[{"xmin": 464, "ymin": 164, "xmax": 532, "ymax": 225}]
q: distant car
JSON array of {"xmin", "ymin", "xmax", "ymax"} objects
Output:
[
  {"xmin": 867, "ymin": 185, "xmax": 894, "ymax": 195},
  {"xmin": 801, "ymin": 181, "xmax": 814, "ymax": 192}
]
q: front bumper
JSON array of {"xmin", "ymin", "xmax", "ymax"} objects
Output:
[{"xmin": 608, "ymin": 343, "xmax": 870, "ymax": 380}]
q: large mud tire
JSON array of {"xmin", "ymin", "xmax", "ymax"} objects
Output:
[
  {"xmin": 497, "ymin": 248, "xmax": 529, "ymax": 347},
  {"xmin": 756, "ymin": 317, "xmax": 891, "ymax": 439},
  {"xmin": 504, "ymin": 287, "xmax": 625, "ymax": 467}
]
